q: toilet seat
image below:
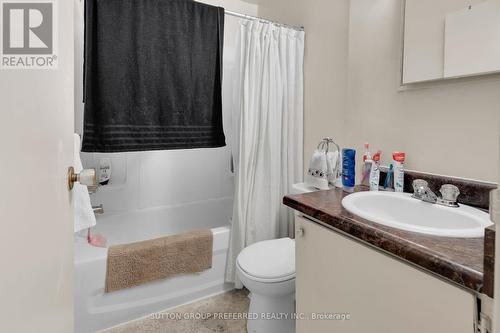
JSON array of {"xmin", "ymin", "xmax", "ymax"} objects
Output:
[
  {"xmin": 237, "ymin": 262, "xmax": 295, "ymax": 284},
  {"xmin": 236, "ymin": 238, "xmax": 295, "ymax": 283}
]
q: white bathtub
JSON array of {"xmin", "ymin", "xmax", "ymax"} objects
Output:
[{"xmin": 74, "ymin": 198, "xmax": 233, "ymax": 333}]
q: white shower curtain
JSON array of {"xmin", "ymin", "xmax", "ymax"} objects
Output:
[{"xmin": 225, "ymin": 20, "xmax": 304, "ymax": 286}]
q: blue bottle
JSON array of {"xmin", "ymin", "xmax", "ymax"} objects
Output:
[{"xmin": 342, "ymin": 148, "xmax": 356, "ymax": 192}]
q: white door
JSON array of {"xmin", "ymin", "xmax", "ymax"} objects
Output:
[{"xmin": 0, "ymin": 0, "xmax": 74, "ymax": 332}]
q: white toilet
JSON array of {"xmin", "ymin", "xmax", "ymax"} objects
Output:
[{"xmin": 236, "ymin": 237, "xmax": 296, "ymax": 333}]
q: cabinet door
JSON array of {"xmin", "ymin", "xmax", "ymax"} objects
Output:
[{"xmin": 295, "ymin": 215, "xmax": 475, "ymax": 333}]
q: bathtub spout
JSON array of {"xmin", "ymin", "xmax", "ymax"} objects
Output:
[{"xmin": 92, "ymin": 204, "xmax": 104, "ymax": 215}]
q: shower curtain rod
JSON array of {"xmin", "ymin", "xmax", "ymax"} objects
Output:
[{"xmin": 225, "ymin": 10, "xmax": 305, "ymax": 32}]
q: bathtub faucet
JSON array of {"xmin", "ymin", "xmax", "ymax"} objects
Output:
[{"xmin": 92, "ymin": 204, "xmax": 104, "ymax": 215}]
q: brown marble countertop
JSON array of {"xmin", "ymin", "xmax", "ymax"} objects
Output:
[{"xmin": 284, "ymin": 186, "xmax": 486, "ymax": 294}]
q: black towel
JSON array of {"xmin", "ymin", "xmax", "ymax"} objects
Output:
[{"xmin": 82, "ymin": 0, "xmax": 226, "ymax": 152}]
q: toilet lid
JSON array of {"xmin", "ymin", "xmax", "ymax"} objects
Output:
[{"xmin": 237, "ymin": 238, "xmax": 295, "ymax": 280}]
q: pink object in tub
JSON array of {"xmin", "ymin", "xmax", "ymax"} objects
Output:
[{"xmin": 87, "ymin": 228, "xmax": 107, "ymax": 248}]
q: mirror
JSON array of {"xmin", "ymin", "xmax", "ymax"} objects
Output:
[{"xmin": 402, "ymin": 0, "xmax": 500, "ymax": 84}]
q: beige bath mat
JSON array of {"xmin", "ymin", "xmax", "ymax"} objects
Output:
[{"xmin": 105, "ymin": 229, "xmax": 213, "ymax": 293}]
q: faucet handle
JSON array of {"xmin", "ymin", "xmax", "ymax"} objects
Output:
[
  {"xmin": 412, "ymin": 179, "xmax": 428, "ymax": 199},
  {"xmin": 439, "ymin": 184, "xmax": 460, "ymax": 201},
  {"xmin": 437, "ymin": 184, "xmax": 460, "ymax": 207}
]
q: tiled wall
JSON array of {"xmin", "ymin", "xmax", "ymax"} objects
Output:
[{"xmin": 81, "ymin": 148, "xmax": 234, "ymax": 214}]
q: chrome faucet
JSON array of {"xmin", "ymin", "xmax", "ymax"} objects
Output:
[
  {"xmin": 412, "ymin": 179, "xmax": 460, "ymax": 207},
  {"xmin": 92, "ymin": 204, "xmax": 104, "ymax": 215}
]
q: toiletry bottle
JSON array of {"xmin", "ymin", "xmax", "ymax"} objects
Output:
[
  {"xmin": 360, "ymin": 143, "xmax": 372, "ymax": 187},
  {"xmin": 99, "ymin": 158, "xmax": 112, "ymax": 186},
  {"xmin": 342, "ymin": 148, "xmax": 356, "ymax": 193},
  {"xmin": 335, "ymin": 157, "xmax": 343, "ymax": 188},
  {"xmin": 369, "ymin": 151, "xmax": 382, "ymax": 191},
  {"xmin": 392, "ymin": 152, "xmax": 406, "ymax": 192}
]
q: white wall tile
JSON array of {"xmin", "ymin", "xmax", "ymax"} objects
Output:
[
  {"xmin": 83, "ymin": 147, "xmax": 234, "ymax": 214},
  {"xmin": 138, "ymin": 148, "xmax": 226, "ymax": 209}
]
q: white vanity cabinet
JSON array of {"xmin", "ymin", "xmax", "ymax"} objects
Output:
[{"xmin": 295, "ymin": 215, "xmax": 477, "ymax": 333}]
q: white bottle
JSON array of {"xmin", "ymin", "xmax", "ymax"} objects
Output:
[
  {"xmin": 369, "ymin": 151, "xmax": 381, "ymax": 191},
  {"xmin": 99, "ymin": 157, "xmax": 112, "ymax": 185},
  {"xmin": 392, "ymin": 152, "xmax": 406, "ymax": 193},
  {"xmin": 361, "ymin": 143, "xmax": 372, "ymax": 187}
]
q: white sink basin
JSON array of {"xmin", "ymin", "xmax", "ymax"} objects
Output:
[{"xmin": 341, "ymin": 191, "xmax": 492, "ymax": 238}]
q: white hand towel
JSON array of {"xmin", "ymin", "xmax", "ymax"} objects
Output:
[
  {"xmin": 306, "ymin": 149, "xmax": 329, "ymax": 190},
  {"xmin": 73, "ymin": 134, "xmax": 96, "ymax": 233}
]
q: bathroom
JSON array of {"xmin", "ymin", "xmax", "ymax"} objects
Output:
[{"xmin": 1, "ymin": 0, "xmax": 500, "ymax": 332}]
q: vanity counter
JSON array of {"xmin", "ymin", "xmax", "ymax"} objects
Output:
[{"xmin": 284, "ymin": 186, "xmax": 487, "ymax": 294}]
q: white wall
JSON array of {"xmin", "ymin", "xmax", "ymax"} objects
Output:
[
  {"xmin": 75, "ymin": 0, "xmax": 258, "ymax": 214},
  {"xmin": 260, "ymin": 0, "xmax": 500, "ymax": 182},
  {"xmin": 346, "ymin": 0, "xmax": 500, "ymax": 182}
]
